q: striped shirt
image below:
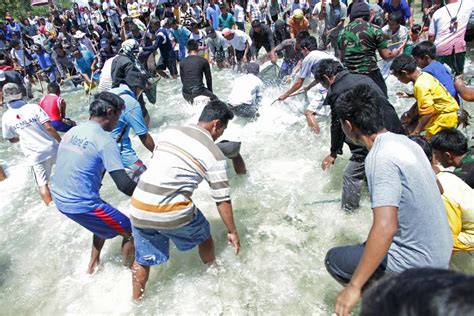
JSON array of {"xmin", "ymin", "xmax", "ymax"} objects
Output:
[{"xmin": 130, "ymin": 124, "xmax": 230, "ymax": 230}]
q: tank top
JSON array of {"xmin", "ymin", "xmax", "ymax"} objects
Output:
[{"xmin": 39, "ymin": 94, "xmax": 63, "ymax": 121}]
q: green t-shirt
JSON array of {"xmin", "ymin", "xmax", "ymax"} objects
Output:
[
  {"xmin": 454, "ymin": 147, "xmax": 474, "ymax": 188},
  {"xmin": 219, "ymin": 13, "xmax": 235, "ymax": 30},
  {"xmin": 337, "ymin": 19, "xmax": 388, "ymax": 74}
]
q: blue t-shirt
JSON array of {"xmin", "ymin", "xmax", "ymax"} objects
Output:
[
  {"xmin": 171, "ymin": 26, "xmax": 191, "ymax": 47},
  {"xmin": 109, "ymin": 86, "xmax": 148, "ymax": 168},
  {"xmin": 32, "ymin": 52, "xmax": 54, "ymax": 70},
  {"xmin": 423, "ymin": 61, "xmax": 458, "ymax": 99},
  {"xmin": 74, "ymin": 50, "xmax": 95, "ymax": 77},
  {"xmin": 52, "ymin": 120, "xmax": 124, "ymax": 214},
  {"xmin": 206, "ymin": 4, "xmax": 221, "ymax": 30},
  {"xmin": 382, "ymin": 0, "xmax": 412, "ymax": 25}
]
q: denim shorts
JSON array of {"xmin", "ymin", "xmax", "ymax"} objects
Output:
[{"xmin": 132, "ymin": 209, "xmax": 211, "ymax": 266}]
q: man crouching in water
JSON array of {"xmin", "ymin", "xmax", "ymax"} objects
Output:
[
  {"xmin": 130, "ymin": 100, "xmax": 241, "ymax": 299},
  {"xmin": 52, "ymin": 92, "xmax": 137, "ymax": 273}
]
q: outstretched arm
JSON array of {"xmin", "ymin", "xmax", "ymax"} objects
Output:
[{"xmin": 216, "ymin": 200, "xmax": 240, "ymax": 254}]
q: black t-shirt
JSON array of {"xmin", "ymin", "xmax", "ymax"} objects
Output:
[
  {"xmin": 179, "ymin": 55, "xmax": 212, "ymax": 94},
  {"xmin": 274, "ymin": 38, "xmax": 303, "ymax": 63},
  {"xmin": 325, "ymin": 70, "xmax": 405, "ymax": 161}
]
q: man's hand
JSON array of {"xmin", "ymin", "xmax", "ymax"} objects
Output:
[
  {"xmin": 335, "ymin": 283, "xmax": 361, "ymax": 316},
  {"xmin": 321, "ymin": 154, "xmax": 336, "ymax": 170},
  {"xmin": 242, "ymin": 55, "xmax": 248, "ymax": 63},
  {"xmin": 277, "ymin": 93, "xmax": 288, "ymax": 101},
  {"xmin": 228, "ymin": 231, "xmax": 240, "ymax": 254}
]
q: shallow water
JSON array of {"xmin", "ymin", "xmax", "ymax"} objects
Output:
[{"xmin": 0, "ymin": 58, "xmax": 473, "ymax": 314}]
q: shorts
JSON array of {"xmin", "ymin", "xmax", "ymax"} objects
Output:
[
  {"xmin": 60, "ymin": 202, "xmax": 131, "ymax": 239},
  {"xmin": 51, "ymin": 119, "xmax": 74, "ymax": 132},
  {"xmin": 216, "ymin": 140, "xmax": 241, "ymax": 158},
  {"xmin": 31, "ymin": 156, "xmax": 55, "ymax": 187},
  {"xmin": 425, "ymin": 111, "xmax": 458, "ymax": 138},
  {"xmin": 215, "ymin": 48, "xmax": 226, "ymax": 63},
  {"xmin": 279, "ymin": 60, "xmax": 296, "ymax": 78},
  {"xmin": 125, "ymin": 159, "xmax": 147, "ymax": 183},
  {"xmin": 157, "ymin": 56, "xmax": 178, "ymax": 77},
  {"xmin": 132, "ymin": 209, "xmax": 211, "ymax": 266},
  {"xmin": 235, "ymin": 49, "xmax": 251, "ymax": 62}
]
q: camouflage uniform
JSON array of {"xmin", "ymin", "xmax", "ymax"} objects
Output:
[
  {"xmin": 454, "ymin": 147, "xmax": 474, "ymax": 188},
  {"xmin": 337, "ymin": 19, "xmax": 389, "ymax": 96}
]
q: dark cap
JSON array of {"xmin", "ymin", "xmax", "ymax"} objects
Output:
[
  {"xmin": 245, "ymin": 62, "xmax": 260, "ymax": 75},
  {"xmin": 350, "ymin": 1, "xmax": 370, "ymax": 19},
  {"xmin": 206, "ymin": 26, "xmax": 215, "ymax": 35}
]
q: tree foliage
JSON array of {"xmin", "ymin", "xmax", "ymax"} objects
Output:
[{"xmin": 0, "ymin": 0, "xmax": 74, "ymax": 21}]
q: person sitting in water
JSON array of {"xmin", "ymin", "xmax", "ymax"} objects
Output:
[
  {"xmin": 410, "ymin": 135, "xmax": 474, "ymax": 253},
  {"xmin": 325, "ymin": 84, "xmax": 452, "ymax": 316},
  {"xmin": 313, "ymin": 59, "xmax": 405, "ymax": 211},
  {"xmin": 2, "ymin": 83, "xmax": 61, "ymax": 206},
  {"xmin": 431, "ymin": 128, "xmax": 474, "ymax": 189},
  {"xmin": 51, "ymin": 92, "xmax": 137, "ymax": 274},
  {"xmin": 39, "ymin": 82, "xmax": 76, "ymax": 133},
  {"xmin": 411, "ymin": 41, "xmax": 458, "ymax": 100},
  {"xmin": 180, "ymin": 39, "xmax": 215, "ymax": 104},
  {"xmin": 110, "ymin": 73, "xmax": 155, "ymax": 183},
  {"xmin": 391, "ymin": 55, "xmax": 459, "ymax": 138},
  {"xmin": 227, "ymin": 62, "xmax": 264, "ymax": 119},
  {"xmin": 130, "ymin": 100, "xmax": 241, "ymax": 300}
]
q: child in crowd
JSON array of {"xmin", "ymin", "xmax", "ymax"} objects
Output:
[
  {"xmin": 39, "ymin": 82, "xmax": 76, "ymax": 132},
  {"xmin": 391, "ymin": 55, "xmax": 459, "ymax": 138},
  {"xmin": 410, "ymin": 135, "xmax": 474, "ymax": 253},
  {"xmin": 411, "ymin": 41, "xmax": 458, "ymax": 100},
  {"xmin": 431, "ymin": 128, "xmax": 474, "ymax": 189}
]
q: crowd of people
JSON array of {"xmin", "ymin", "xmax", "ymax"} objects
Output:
[{"xmin": 1, "ymin": 0, "xmax": 474, "ymax": 314}]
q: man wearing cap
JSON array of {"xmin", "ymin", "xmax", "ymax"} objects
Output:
[
  {"xmin": 31, "ymin": 44, "xmax": 58, "ymax": 84},
  {"xmin": 98, "ymin": 38, "xmax": 116, "ymax": 70},
  {"xmin": 110, "ymin": 74, "xmax": 155, "ymax": 183},
  {"xmin": 288, "ymin": 9, "xmax": 309, "ymax": 38},
  {"xmin": 73, "ymin": 30, "xmax": 97, "ymax": 54},
  {"xmin": 249, "ymin": 20, "xmax": 275, "ymax": 60},
  {"xmin": 337, "ymin": 1, "xmax": 402, "ymax": 96},
  {"xmin": 222, "ymin": 28, "xmax": 253, "ymax": 65},
  {"xmin": 5, "ymin": 14, "xmax": 21, "ymax": 41},
  {"xmin": 71, "ymin": 45, "xmax": 98, "ymax": 94},
  {"xmin": 52, "ymin": 43, "xmax": 76, "ymax": 84},
  {"xmin": 227, "ymin": 62, "xmax": 264, "ymax": 118},
  {"xmin": 2, "ymin": 83, "xmax": 61, "ymax": 205},
  {"xmin": 180, "ymin": 39, "xmax": 215, "ymax": 104},
  {"xmin": 0, "ymin": 70, "xmax": 28, "ymax": 103},
  {"xmin": 206, "ymin": 27, "xmax": 230, "ymax": 68},
  {"xmin": 52, "ymin": 91, "xmax": 137, "ymax": 274}
]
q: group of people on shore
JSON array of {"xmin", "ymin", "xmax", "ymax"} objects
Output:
[{"xmin": 1, "ymin": 0, "xmax": 474, "ymax": 314}]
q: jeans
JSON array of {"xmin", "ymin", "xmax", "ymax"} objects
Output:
[
  {"xmin": 325, "ymin": 244, "xmax": 388, "ymax": 285},
  {"xmin": 108, "ymin": 14, "xmax": 121, "ymax": 34},
  {"xmin": 342, "ymin": 159, "xmax": 365, "ymax": 211}
]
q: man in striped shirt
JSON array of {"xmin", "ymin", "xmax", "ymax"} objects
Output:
[{"xmin": 130, "ymin": 100, "xmax": 241, "ymax": 299}]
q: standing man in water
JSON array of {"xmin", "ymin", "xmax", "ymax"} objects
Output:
[
  {"xmin": 325, "ymin": 84, "xmax": 452, "ymax": 316},
  {"xmin": 130, "ymin": 100, "xmax": 240, "ymax": 300},
  {"xmin": 52, "ymin": 92, "xmax": 137, "ymax": 274},
  {"xmin": 180, "ymin": 39, "xmax": 215, "ymax": 104}
]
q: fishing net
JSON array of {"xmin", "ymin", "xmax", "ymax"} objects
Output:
[{"xmin": 259, "ymin": 64, "xmax": 280, "ymax": 86}]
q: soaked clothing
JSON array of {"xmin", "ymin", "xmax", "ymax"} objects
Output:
[
  {"xmin": 454, "ymin": 147, "xmax": 474, "ymax": 189},
  {"xmin": 249, "ymin": 24, "xmax": 275, "ymax": 55},
  {"xmin": 338, "ymin": 19, "xmax": 388, "ymax": 75},
  {"xmin": 180, "ymin": 55, "xmax": 213, "ymax": 100}
]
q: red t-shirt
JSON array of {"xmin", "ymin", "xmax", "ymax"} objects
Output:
[{"xmin": 39, "ymin": 94, "xmax": 63, "ymax": 121}]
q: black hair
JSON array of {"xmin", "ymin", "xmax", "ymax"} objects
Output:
[
  {"xmin": 361, "ymin": 268, "xmax": 474, "ymax": 316},
  {"xmin": 335, "ymin": 84, "xmax": 384, "ymax": 135},
  {"xmin": 430, "ymin": 128, "xmax": 468, "ymax": 156},
  {"xmin": 412, "ymin": 41, "xmax": 436, "ymax": 59},
  {"xmin": 168, "ymin": 17, "xmax": 176, "ymax": 24},
  {"xmin": 390, "ymin": 54, "xmax": 417, "ymax": 74},
  {"xmin": 47, "ymin": 81, "xmax": 61, "ymax": 95},
  {"xmin": 409, "ymin": 135, "xmax": 433, "ymax": 162},
  {"xmin": 190, "ymin": 22, "xmax": 199, "ymax": 29},
  {"xmin": 299, "ymin": 36, "xmax": 318, "ymax": 51},
  {"xmin": 411, "ymin": 24, "xmax": 422, "ymax": 34},
  {"xmin": 187, "ymin": 39, "xmax": 199, "ymax": 51},
  {"xmin": 388, "ymin": 11, "xmax": 402, "ymax": 24},
  {"xmin": 311, "ymin": 59, "xmax": 344, "ymax": 82},
  {"xmin": 296, "ymin": 30, "xmax": 310, "ymax": 42},
  {"xmin": 251, "ymin": 20, "xmax": 261, "ymax": 28},
  {"xmin": 90, "ymin": 91, "xmax": 125, "ymax": 117},
  {"xmin": 198, "ymin": 99, "xmax": 234, "ymax": 125}
]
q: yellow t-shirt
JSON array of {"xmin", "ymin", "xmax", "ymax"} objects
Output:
[{"xmin": 414, "ymin": 72, "xmax": 459, "ymax": 136}]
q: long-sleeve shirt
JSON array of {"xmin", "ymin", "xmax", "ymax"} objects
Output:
[
  {"xmin": 249, "ymin": 24, "xmax": 274, "ymax": 48},
  {"xmin": 206, "ymin": 31, "xmax": 230, "ymax": 59},
  {"xmin": 179, "ymin": 55, "xmax": 212, "ymax": 94}
]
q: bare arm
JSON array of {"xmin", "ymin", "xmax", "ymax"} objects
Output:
[
  {"xmin": 278, "ymin": 78, "xmax": 304, "ymax": 100},
  {"xmin": 8, "ymin": 137, "xmax": 20, "ymax": 143},
  {"xmin": 378, "ymin": 46, "xmax": 402, "ymax": 60},
  {"xmin": 428, "ymin": 35, "xmax": 435, "ymax": 42},
  {"xmin": 216, "ymin": 200, "xmax": 240, "ymax": 254},
  {"xmin": 455, "ymin": 77, "xmax": 474, "ymax": 102},
  {"xmin": 138, "ymin": 133, "xmax": 155, "ymax": 153},
  {"xmin": 411, "ymin": 112, "xmax": 435, "ymax": 135},
  {"xmin": 42, "ymin": 121, "xmax": 61, "ymax": 142},
  {"xmin": 335, "ymin": 206, "xmax": 398, "ymax": 316},
  {"xmin": 305, "ymin": 110, "xmax": 320, "ymax": 134}
]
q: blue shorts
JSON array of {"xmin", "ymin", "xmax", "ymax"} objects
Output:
[
  {"xmin": 132, "ymin": 209, "xmax": 211, "ymax": 266},
  {"xmin": 279, "ymin": 60, "xmax": 296, "ymax": 78},
  {"xmin": 60, "ymin": 203, "xmax": 131, "ymax": 239},
  {"xmin": 51, "ymin": 120, "xmax": 73, "ymax": 132}
]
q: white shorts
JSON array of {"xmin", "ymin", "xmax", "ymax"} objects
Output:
[{"xmin": 31, "ymin": 157, "xmax": 55, "ymax": 187}]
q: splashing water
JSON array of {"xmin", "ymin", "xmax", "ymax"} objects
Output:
[{"xmin": 0, "ymin": 60, "xmax": 473, "ymax": 314}]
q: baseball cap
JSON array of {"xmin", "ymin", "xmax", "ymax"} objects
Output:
[
  {"xmin": 206, "ymin": 26, "xmax": 215, "ymax": 35},
  {"xmin": 3, "ymin": 83, "xmax": 23, "ymax": 103},
  {"xmin": 100, "ymin": 38, "xmax": 110, "ymax": 48},
  {"xmin": 292, "ymin": 9, "xmax": 304, "ymax": 19}
]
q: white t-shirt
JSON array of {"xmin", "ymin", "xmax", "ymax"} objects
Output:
[
  {"xmin": 11, "ymin": 48, "xmax": 33, "ymax": 67},
  {"xmin": 299, "ymin": 50, "xmax": 338, "ymax": 79},
  {"xmin": 98, "ymin": 56, "xmax": 116, "ymax": 93},
  {"xmin": 227, "ymin": 30, "xmax": 252, "ymax": 51},
  {"xmin": 228, "ymin": 73, "xmax": 264, "ymax": 105},
  {"xmin": 428, "ymin": 0, "xmax": 473, "ymax": 56},
  {"xmin": 2, "ymin": 102, "xmax": 58, "ymax": 166},
  {"xmin": 234, "ymin": 4, "xmax": 246, "ymax": 22}
]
